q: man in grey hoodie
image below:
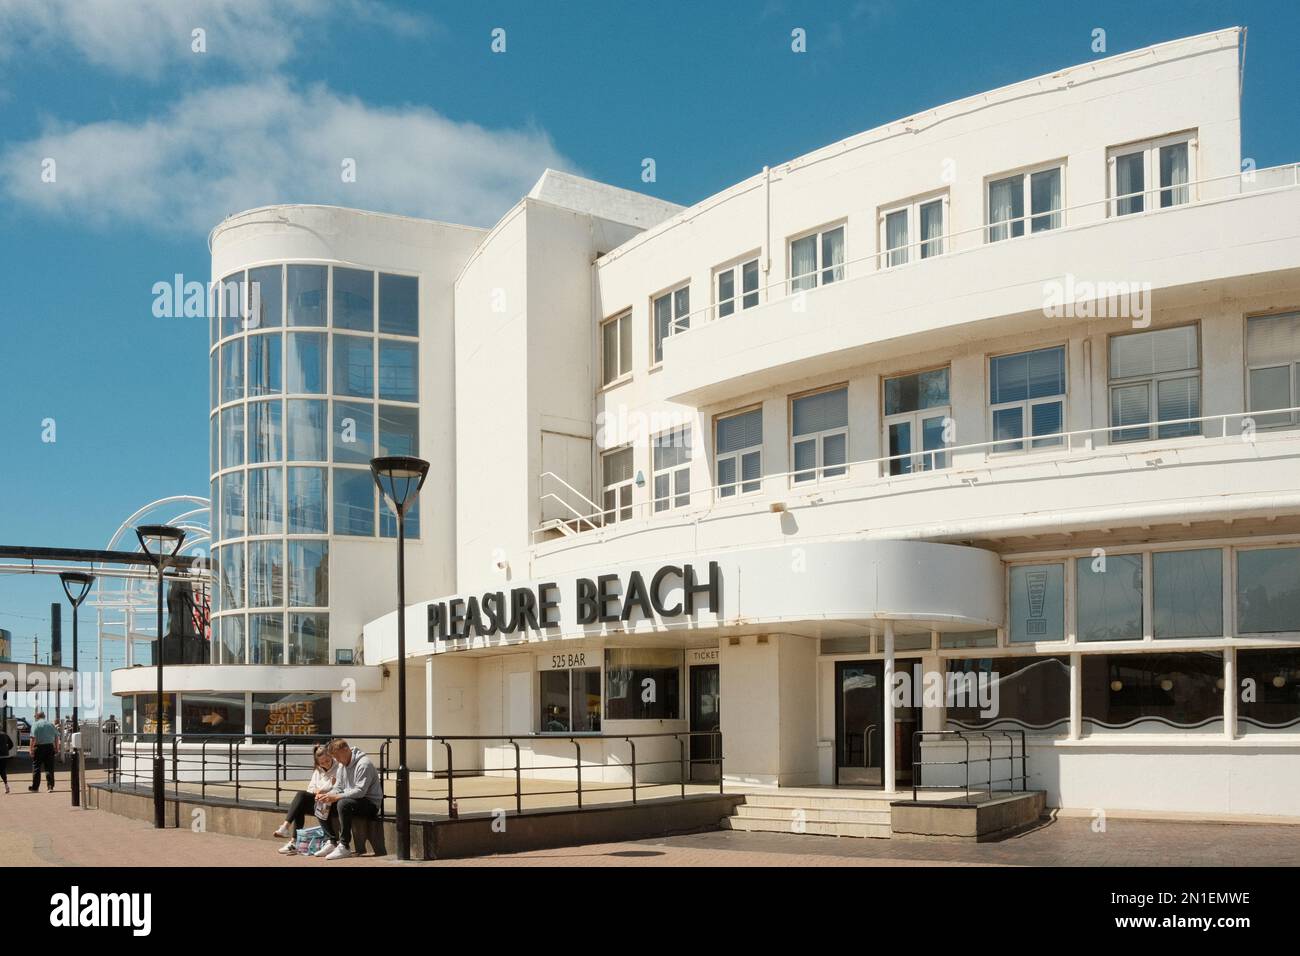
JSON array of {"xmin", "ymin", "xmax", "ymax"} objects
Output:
[{"xmin": 316, "ymin": 738, "xmax": 384, "ymax": 859}]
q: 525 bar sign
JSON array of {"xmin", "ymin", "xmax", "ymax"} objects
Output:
[{"xmin": 428, "ymin": 562, "xmax": 721, "ymax": 642}]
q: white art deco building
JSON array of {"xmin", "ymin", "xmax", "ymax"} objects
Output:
[{"xmin": 113, "ymin": 28, "xmax": 1300, "ymax": 818}]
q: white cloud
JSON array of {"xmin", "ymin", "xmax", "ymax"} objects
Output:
[
  {"xmin": 0, "ymin": 0, "xmax": 431, "ymax": 77},
  {"xmin": 1, "ymin": 78, "xmax": 579, "ymax": 232}
]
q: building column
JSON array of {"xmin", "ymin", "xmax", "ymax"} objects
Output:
[
  {"xmin": 883, "ymin": 621, "xmax": 896, "ymax": 794},
  {"xmin": 425, "ymin": 655, "xmax": 435, "ymax": 778},
  {"xmin": 1069, "ymin": 653, "xmax": 1082, "ymax": 740},
  {"xmin": 1223, "ymin": 649, "xmax": 1236, "ymax": 741}
]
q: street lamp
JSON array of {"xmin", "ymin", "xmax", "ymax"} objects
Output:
[
  {"xmin": 135, "ymin": 524, "xmax": 185, "ymax": 829},
  {"xmin": 370, "ymin": 455, "xmax": 429, "ymax": 862},
  {"xmin": 58, "ymin": 571, "xmax": 94, "ymax": 808}
]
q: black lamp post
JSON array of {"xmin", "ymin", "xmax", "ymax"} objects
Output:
[
  {"xmin": 135, "ymin": 524, "xmax": 186, "ymax": 829},
  {"xmin": 58, "ymin": 571, "xmax": 94, "ymax": 808},
  {"xmin": 370, "ymin": 454, "xmax": 429, "ymax": 862}
]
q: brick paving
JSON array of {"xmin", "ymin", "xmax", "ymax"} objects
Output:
[{"xmin": 3, "ymin": 768, "xmax": 1298, "ymax": 867}]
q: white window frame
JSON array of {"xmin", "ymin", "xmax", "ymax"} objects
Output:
[
  {"xmin": 1245, "ymin": 311, "xmax": 1300, "ymax": 429},
  {"xmin": 539, "ymin": 665, "xmax": 602, "ymax": 734},
  {"xmin": 715, "ymin": 406, "xmax": 763, "ymax": 498},
  {"xmin": 651, "ymin": 427, "xmax": 692, "ymax": 512},
  {"xmin": 879, "ymin": 192, "xmax": 948, "ymax": 268},
  {"xmin": 790, "ymin": 385, "xmax": 849, "ymax": 485},
  {"xmin": 651, "ymin": 283, "xmax": 690, "ymax": 365},
  {"xmin": 984, "ymin": 160, "xmax": 1065, "ymax": 242},
  {"xmin": 987, "ymin": 345, "xmax": 1068, "ymax": 455},
  {"xmin": 1107, "ymin": 131, "xmax": 1196, "ymax": 217},
  {"xmin": 1107, "ymin": 323, "xmax": 1202, "ymax": 444},
  {"xmin": 601, "ymin": 446, "xmax": 635, "ymax": 524},
  {"xmin": 713, "ymin": 253, "xmax": 761, "ymax": 319},
  {"xmin": 882, "ymin": 366, "xmax": 951, "ymax": 475},
  {"xmin": 788, "ymin": 221, "xmax": 846, "ymax": 293},
  {"xmin": 600, "ymin": 310, "xmax": 632, "ymax": 387}
]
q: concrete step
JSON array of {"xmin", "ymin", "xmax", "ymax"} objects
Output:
[
  {"xmin": 731, "ymin": 805, "xmax": 891, "ymax": 825},
  {"xmin": 720, "ymin": 816, "xmax": 892, "ymax": 839},
  {"xmin": 739, "ymin": 793, "xmax": 896, "ymax": 812}
]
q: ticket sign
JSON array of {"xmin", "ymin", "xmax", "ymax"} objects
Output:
[{"xmin": 688, "ymin": 647, "xmax": 720, "ymax": 665}]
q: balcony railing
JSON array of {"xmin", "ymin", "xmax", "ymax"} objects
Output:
[
  {"xmin": 534, "ymin": 405, "xmax": 1300, "ymax": 543},
  {"xmin": 650, "ymin": 163, "xmax": 1300, "ymax": 333}
]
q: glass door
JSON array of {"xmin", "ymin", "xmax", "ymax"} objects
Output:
[
  {"xmin": 689, "ymin": 664, "xmax": 721, "ymax": 783},
  {"xmin": 835, "ymin": 659, "xmax": 919, "ymax": 787}
]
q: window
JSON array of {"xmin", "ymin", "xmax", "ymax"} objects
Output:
[
  {"xmin": 248, "ymin": 541, "xmax": 284, "ymax": 608},
  {"xmin": 220, "ymin": 406, "xmax": 244, "ymax": 469},
  {"xmin": 1109, "ymin": 134, "xmax": 1193, "ymax": 216},
  {"xmin": 652, "ymin": 285, "xmax": 689, "ymax": 364},
  {"xmin": 1237, "ymin": 547, "xmax": 1300, "ymax": 634},
  {"xmin": 1246, "ymin": 312, "xmax": 1300, "ymax": 427},
  {"xmin": 219, "ymin": 272, "xmax": 244, "ymax": 338},
  {"xmin": 250, "ymin": 613, "xmax": 284, "ymax": 665},
  {"xmin": 182, "ymin": 693, "xmax": 246, "ymax": 736},
  {"xmin": 1153, "ymin": 549, "xmax": 1222, "ymax": 639},
  {"xmin": 939, "ymin": 630, "xmax": 999, "ymax": 649},
  {"xmin": 332, "ymin": 401, "xmax": 374, "ymax": 463},
  {"xmin": 220, "ymin": 339, "xmax": 243, "ymax": 403},
  {"xmin": 1237, "ymin": 649, "xmax": 1300, "ymax": 732},
  {"xmin": 287, "ymin": 467, "xmax": 326, "ymax": 533},
  {"xmin": 1076, "ymin": 553, "xmax": 1142, "ymax": 642},
  {"xmin": 378, "ymin": 273, "xmax": 418, "ymax": 336},
  {"xmin": 333, "ymin": 334, "xmax": 373, "ymax": 398},
  {"xmin": 880, "ymin": 196, "xmax": 945, "ymax": 267},
  {"xmin": 333, "ymin": 468, "xmax": 375, "ymax": 536},
  {"xmin": 601, "ymin": 446, "xmax": 634, "ymax": 524},
  {"xmin": 247, "ymin": 333, "xmax": 281, "ymax": 396},
  {"xmin": 221, "ymin": 473, "xmax": 245, "ymax": 540},
  {"xmin": 287, "ymin": 265, "xmax": 326, "ymax": 326},
  {"xmin": 286, "ymin": 332, "xmax": 326, "ymax": 394},
  {"xmin": 605, "ymin": 648, "xmax": 681, "ymax": 719},
  {"xmin": 987, "ymin": 164, "xmax": 1062, "ymax": 241},
  {"xmin": 218, "ymin": 541, "xmax": 244, "ymax": 610},
  {"xmin": 1081, "ymin": 652, "xmax": 1222, "ymax": 730},
  {"xmin": 716, "ymin": 407, "xmax": 762, "ymax": 497},
  {"xmin": 1109, "ymin": 324, "xmax": 1200, "ymax": 442},
  {"xmin": 601, "ymin": 311, "xmax": 632, "ymax": 385},
  {"xmin": 286, "ymin": 617, "xmax": 330, "ymax": 666},
  {"xmin": 540, "ymin": 666, "xmax": 602, "ymax": 732},
  {"xmin": 247, "ymin": 400, "xmax": 283, "ymax": 463},
  {"xmin": 246, "ymin": 467, "xmax": 283, "ymax": 534},
  {"xmin": 216, "ymin": 614, "xmax": 244, "ymax": 664},
  {"xmin": 378, "ymin": 340, "xmax": 418, "ymax": 402},
  {"xmin": 287, "ymin": 540, "xmax": 328, "ymax": 607},
  {"xmin": 1009, "ymin": 563, "xmax": 1065, "ymax": 643},
  {"xmin": 247, "ymin": 265, "xmax": 283, "ymax": 329},
  {"xmin": 332, "ymin": 267, "xmax": 374, "ymax": 331},
  {"xmin": 715, "ymin": 256, "xmax": 760, "ymax": 317},
  {"xmin": 883, "ymin": 368, "xmax": 949, "ymax": 474},
  {"xmin": 253, "ymin": 692, "xmax": 331, "ymax": 737},
  {"xmin": 989, "ymin": 347, "xmax": 1066, "ymax": 452},
  {"xmin": 381, "ymin": 494, "xmax": 419, "ymax": 539},
  {"xmin": 378, "ymin": 405, "xmax": 418, "ymax": 458},
  {"xmin": 945, "ymin": 657, "xmax": 1070, "ymax": 733},
  {"xmin": 285, "ymin": 399, "xmax": 326, "ymax": 461},
  {"xmin": 790, "ymin": 224, "xmax": 844, "ymax": 292},
  {"xmin": 652, "ymin": 427, "xmax": 692, "ymax": 512},
  {"xmin": 792, "ymin": 386, "xmax": 848, "ymax": 483}
]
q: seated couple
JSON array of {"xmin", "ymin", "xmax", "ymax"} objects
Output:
[{"xmin": 273, "ymin": 738, "xmax": 383, "ymax": 860}]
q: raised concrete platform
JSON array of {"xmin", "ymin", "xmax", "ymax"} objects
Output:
[{"xmin": 890, "ymin": 791, "xmax": 1047, "ymax": 842}]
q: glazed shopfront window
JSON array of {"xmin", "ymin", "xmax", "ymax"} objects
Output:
[
  {"xmin": 540, "ymin": 666, "xmax": 602, "ymax": 733},
  {"xmin": 252, "ymin": 693, "xmax": 332, "ymax": 739},
  {"xmin": 181, "ymin": 693, "xmax": 246, "ymax": 736},
  {"xmin": 604, "ymin": 648, "xmax": 682, "ymax": 720},
  {"xmin": 1236, "ymin": 648, "xmax": 1300, "ymax": 732},
  {"xmin": 1081, "ymin": 652, "xmax": 1222, "ymax": 731},
  {"xmin": 945, "ymin": 656, "xmax": 1070, "ymax": 734}
]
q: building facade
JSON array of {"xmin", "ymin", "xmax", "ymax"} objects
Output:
[{"xmin": 115, "ymin": 28, "xmax": 1300, "ymax": 816}]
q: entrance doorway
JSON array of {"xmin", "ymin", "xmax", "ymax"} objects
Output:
[
  {"xmin": 834, "ymin": 659, "xmax": 919, "ymax": 788},
  {"xmin": 688, "ymin": 664, "xmax": 720, "ymax": 782}
]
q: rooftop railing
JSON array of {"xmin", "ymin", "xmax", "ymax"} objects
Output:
[{"xmin": 535, "ymin": 404, "xmax": 1300, "ymax": 543}]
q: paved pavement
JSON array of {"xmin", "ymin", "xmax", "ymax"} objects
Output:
[{"xmin": 3, "ymin": 769, "xmax": 1298, "ymax": 867}]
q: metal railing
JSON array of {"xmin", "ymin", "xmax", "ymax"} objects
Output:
[
  {"xmin": 105, "ymin": 730, "xmax": 724, "ymax": 818},
  {"xmin": 910, "ymin": 729, "xmax": 1028, "ymax": 802},
  {"xmin": 534, "ymin": 403, "xmax": 1300, "ymax": 542}
]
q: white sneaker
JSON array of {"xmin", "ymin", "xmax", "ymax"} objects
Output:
[
  {"xmin": 312, "ymin": 841, "xmax": 337, "ymax": 858},
  {"xmin": 324, "ymin": 844, "xmax": 353, "ymax": 860},
  {"xmin": 277, "ymin": 841, "xmax": 297, "ymax": 855},
  {"xmin": 273, "ymin": 822, "xmax": 293, "ymax": 839}
]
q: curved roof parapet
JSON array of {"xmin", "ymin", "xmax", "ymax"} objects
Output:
[{"xmin": 364, "ymin": 539, "xmax": 1004, "ymax": 664}]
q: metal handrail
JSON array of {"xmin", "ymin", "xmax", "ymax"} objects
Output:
[{"xmin": 911, "ymin": 729, "xmax": 1029, "ymax": 801}]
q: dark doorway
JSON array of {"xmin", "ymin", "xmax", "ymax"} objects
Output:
[
  {"xmin": 834, "ymin": 659, "xmax": 919, "ymax": 788},
  {"xmin": 688, "ymin": 664, "xmax": 720, "ymax": 782}
]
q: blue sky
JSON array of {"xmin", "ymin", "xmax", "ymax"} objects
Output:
[{"xmin": 0, "ymin": 0, "xmax": 1296, "ymax": 689}]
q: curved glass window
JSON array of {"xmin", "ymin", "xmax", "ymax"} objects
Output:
[
  {"xmin": 288, "ymin": 615, "xmax": 330, "ymax": 665},
  {"xmin": 182, "ymin": 693, "xmax": 246, "ymax": 735},
  {"xmin": 286, "ymin": 399, "xmax": 327, "ymax": 461},
  {"xmin": 247, "ymin": 333, "xmax": 282, "ymax": 396},
  {"xmin": 248, "ymin": 400, "xmax": 283, "ymax": 463},
  {"xmin": 378, "ymin": 404, "xmax": 418, "ymax": 457},
  {"xmin": 333, "ymin": 334, "xmax": 373, "ymax": 397},
  {"xmin": 287, "ymin": 265, "xmax": 326, "ymax": 327},
  {"xmin": 248, "ymin": 540, "xmax": 284, "ymax": 608},
  {"xmin": 220, "ymin": 472, "xmax": 245, "ymax": 539},
  {"xmin": 220, "ymin": 272, "xmax": 244, "ymax": 338},
  {"xmin": 333, "ymin": 468, "xmax": 375, "ymax": 536},
  {"xmin": 286, "ymin": 332, "xmax": 326, "ymax": 394},
  {"xmin": 247, "ymin": 467, "xmax": 284, "ymax": 534},
  {"xmin": 379, "ymin": 273, "xmax": 418, "ymax": 336},
  {"xmin": 215, "ymin": 614, "xmax": 245, "ymax": 664},
  {"xmin": 250, "ymin": 613, "xmax": 284, "ymax": 665},
  {"xmin": 333, "ymin": 401, "xmax": 374, "ymax": 463},
  {"xmin": 210, "ymin": 479, "xmax": 220, "ymax": 543},
  {"xmin": 379, "ymin": 340, "xmax": 418, "ymax": 401},
  {"xmin": 288, "ymin": 540, "xmax": 329, "ymax": 607},
  {"xmin": 210, "ymin": 353, "xmax": 218, "ymax": 407},
  {"xmin": 287, "ymin": 467, "xmax": 327, "ymax": 533},
  {"xmin": 247, "ymin": 265, "xmax": 283, "ymax": 329},
  {"xmin": 333, "ymin": 267, "xmax": 374, "ymax": 331},
  {"xmin": 220, "ymin": 406, "xmax": 244, "ymax": 469},
  {"xmin": 210, "ymin": 415, "xmax": 218, "ymax": 475},
  {"xmin": 220, "ymin": 339, "xmax": 244, "ymax": 403},
  {"xmin": 218, "ymin": 543, "xmax": 244, "ymax": 611}
]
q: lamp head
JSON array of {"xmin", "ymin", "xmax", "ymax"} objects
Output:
[
  {"xmin": 135, "ymin": 524, "xmax": 187, "ymax": 569},
  {"xmin": 369, "ymin": 455, "xmax": 430, "ymax": 512},
  {"xmin": 59, "ymin": 571, "xmax": 95, "ymax": 607}
]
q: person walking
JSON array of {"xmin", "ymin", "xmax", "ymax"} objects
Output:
[
  {"xmin": 0, "ymin": 726, "xmax": 13, "ymax": 793},
  {"xmin": 28, "ymin": 711, "xmax": 58, "ymax": 792}
]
